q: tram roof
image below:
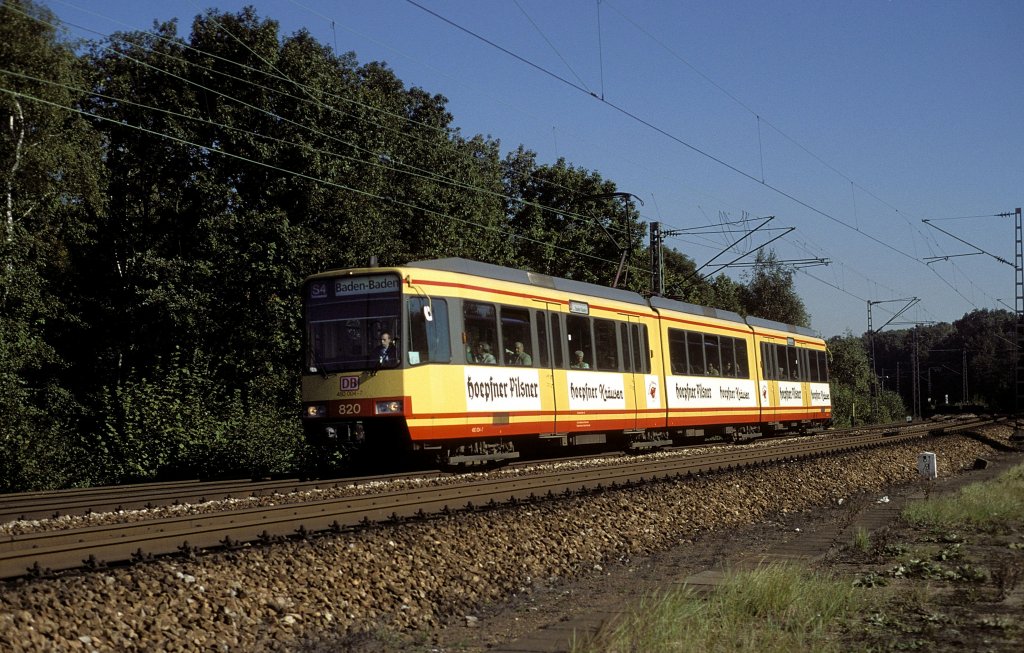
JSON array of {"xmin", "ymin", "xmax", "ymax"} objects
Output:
[
  {"xmin": 405, "ymin": 257, "xmax": 649, "ymax": 307},
  {"xmin": 404, "ymin": 258, "xmax": 821, "ymax": 340},
  {"xmin": 745, "ymin": 315, "xmax": 819, "ymax": 339},
  {"xmin": 648, "ymin": 295, "xmax": 746, "ymax": 326}
]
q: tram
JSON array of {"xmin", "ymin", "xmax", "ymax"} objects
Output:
[{"xmin": 301, "ymin": 258, "xmax": 831, "ymax": 468}]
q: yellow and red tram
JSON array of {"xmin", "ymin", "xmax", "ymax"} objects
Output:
[{"xmin": 301, "ymin": 258, "xmax": 831, "ymax": 467}]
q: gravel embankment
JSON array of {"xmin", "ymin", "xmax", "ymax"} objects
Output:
[{"xmin": 0, "ymin": 425, "xmax": 1015, "ymax": 652}]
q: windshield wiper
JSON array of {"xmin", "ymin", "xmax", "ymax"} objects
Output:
[{"xmin": 308, "ymin": 344, "xmax": 334, "ymax": 378}]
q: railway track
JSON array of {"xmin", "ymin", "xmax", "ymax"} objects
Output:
[
  {"xmin": 0, "ymin": 444, "xmax": 758, "ymax": 524},
  {"xmin": 0, "ymin": 417, "xmax": 998, "ymax": 581},
  {"xmin": 0, "ymin": 471, "xmax": 447, "ymax": 524},
  {"xmin": 0, "ymin": 418, "xmax": 956, "ymax": 524}
]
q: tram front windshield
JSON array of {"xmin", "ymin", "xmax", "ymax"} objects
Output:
[{"xmin": 305, "ymin": 274, "xmax": 401, "ymax": 373}]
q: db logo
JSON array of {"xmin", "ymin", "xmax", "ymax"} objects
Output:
[{"xmin": 339, "ymin": 376, "xmax": 360, "ymax": 392}]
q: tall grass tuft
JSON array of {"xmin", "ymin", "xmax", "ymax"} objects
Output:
[
  {"xmin": 852, "ymin": 526, "xmax": 870, "ymax": 553},
  {"xmin": 576, "ymin": 562, "xmax": 867, "ymax": 653},
  {"xmin": 902, "ymin": 463, "xmax": 1024, "ymax": 530}
]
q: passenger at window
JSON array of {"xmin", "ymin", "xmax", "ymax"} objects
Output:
[
  {"xmin": 707, "ymin": 362, "xmax": 719, "ymax": 376},
  {"xmin": 570, "ymin": 350, "xmax": 589, "ymax": 369},
  {"xmin": 475, "ymin": 342, "xmax": 496, "ymax": 364},
  {"xmin": 509, "ymin": 341, "xmax": 532, "ymax": 366}
]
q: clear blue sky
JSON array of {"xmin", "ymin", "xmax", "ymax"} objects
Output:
[{"xmin": 45, "ymin": 0, "xmax": 1024, "ymax": 338}]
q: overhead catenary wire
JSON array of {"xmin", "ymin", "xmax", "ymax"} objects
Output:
[
  {"xmin": 61, "ymin": 0, "xmax": 942, "ymax": 298},
  {"xmin": 29, "ymin": 0, "xmax": 991, "ymax": 319},
  {"xmin": 34, "ymin": 2, "xmax": 639, "ymax": 242},
  {"xmin": 403, "ymin": 0, "xmax": 927, "ymax": 269},
  {"xmin": 9, "ymin": 3, "xmax": 642, "ymax": 245},
  {"xmin": 398, "ymin": 0, "xmax": 998, "ymax": 318},
  {"xmin": 1, "ymin": 84, "xmax": 656, "ymax": 280},
  {"xmin": 512, "ymin": 0, "xmax": 593, "ymax": 94},
  {"xmin": 602, "ymin": 1, "xmax": 932, "ymax": 252},
  {"xmin": 51, "ymin": 0, "xmax": 962, "ymax": 282}
]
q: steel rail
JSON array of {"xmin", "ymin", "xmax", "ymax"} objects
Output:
[
  {"xmin": 0, "ymin": 470, "xmax": 448, "ymax": 524},
  {"xmin": 0, "ymin": 417, "xmax": 968, "ymax": 523},
  {"xmin": 1, "ymin": 421, "xmax": 986, "ymax": 581}
]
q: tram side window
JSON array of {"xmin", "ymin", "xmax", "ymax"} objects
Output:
[
  {"xmin": 789, "ymin": 346, "xmax": 803, "ymax": 381},
  {"xmin": 704, "ymin": 335, "xmax": 722, "ymax": 376},
  {"xmin": 761, "ymin": 342, "xmax": 776, "ymax": 380},
  {"xmin": 814, "ymin": 350, "xmax": 830, "ymax": 382},
  {"xmin": 807, "ymin": 349, "xmax": 820, "ymax": 383},
  {"xmin": 630, "ymin": 324, "xmax": 649, "ymax": 374},
  {"xmin": 535, "ymin": 312, "xmax": 550, "ymax": 368},
  {"xmin": 718, "ymin": 337, "xmax": 731, "ymax": 377},
  {"xmin": 687, "ymin": 332, "xmax": 705, "ymax": 375},
  {"xmin": 551, "ymin": 314, "xmax": 564, "ymax": 368},
  {"xmin": 619, "ymin": 324, "xmax": 631, "ymax": 371},
  {"xmin": 464, "ymin": 301, "xmax": 498, "ymax": 364},
  {"xmin": 734, "ymin": 339, "xmax": 750, "ymax": 379},
  {"xmin": 593, "ymin": 319, "xmax": 618, "ymax": 371},
  {"xmin": 719, "ymin": 337, "xmax": 736, "ymax": 377},
  {"xmin": 785, "ymin": 346, "xmax": 796, "ymax": 380},
  {"xmin": 566, "ymin": 314, "xmax": 592, "ymax": 369},
  {"xmin": 640, "ymin": 325, "xmax": 650, "ymax": 373},
  {"xmin": 407, "ymin": 297, "xmax": 451, "ymax": 365},
  {"xmin": 775, "ymin": 344, "xmax": 792, "ymax": 380},
  {"xmin": 500, "ymin": 306, "xmax": 533, "ymax": 366},
  {"xmin": 668, "ymin": 328, "xmax": 688, "ymax": 375}
]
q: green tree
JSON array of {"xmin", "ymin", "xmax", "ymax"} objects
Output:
[
  {"xmin": 79, "ymin": 10, "xmax": 310, "ymax": 480},
  {"xmin": 952, "ymin": 309, "xmax": 1015, "ymax": 410},
  {"xmin": 827, "ymin": 333, "xmax": 871, "ymax": 427},
  {"xmin": 740, "ymin": 249, "xmax": 809, "ymax": 326},
  {"xmin": 828, "ymin": 332, "xmax": 907, "ymax": 426},
  {"xmin": 707, "ymin": 274, "xmax": 745, "ymax": 314},
  {"xmin": 0, "ymin": 0, "xmax": 106, "ymax": 491},
  {"xmin": 76, "ymin": 6, "xmax": 517, "ymax": 481},
  {"xmin": 502, "ymin": 149, "xmax": 645, "ymax": 287}
]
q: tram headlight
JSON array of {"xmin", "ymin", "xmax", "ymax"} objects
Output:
[
  {"xmin": 375, "ymin": 400, "xmax": 403, "ymax": 415},
  {"xmin": 305, "ymin": 404, "xmax": 327, "ymax": 418}
]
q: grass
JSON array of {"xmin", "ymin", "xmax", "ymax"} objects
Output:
[
  {"xmin": 901, "ymin": 463, "xmax": 1024, "ymax": 531},
  {"xmin": 573, "ymin": 563, "xmax": 868, "ymax": 653},
  {"xmin": 851, "ymin": 526, "xmax": 870, "ymax": 553},
  {"xmin": 574, "ymin": 463, "xmax": 1024, "ymax": 653}
]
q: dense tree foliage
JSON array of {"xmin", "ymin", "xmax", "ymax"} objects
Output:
[
  {"xmin": 1, "ymin": 0, "xmax": 105, "ymax": 489},
  {"xmin": 1, "ymin": 1, "xmax": 1013, "ymax": 491},
  {"xmin": 828, "ymin": 332, "xmax": 905, "ymax": 427},
  {"xmin": 739, "ymin": 250, "xmax": 810, "ymax": 327},
  {"xmin": 865, "ymin": 310, "xmax": 1016, "ymax": 415}
]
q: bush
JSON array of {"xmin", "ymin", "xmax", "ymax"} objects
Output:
[{"xmin": 95, "ymin": 353, "xmax": 302, "ymax": 483}]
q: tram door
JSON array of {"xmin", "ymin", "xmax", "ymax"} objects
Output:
[
  {"xmin": 758, "ymin": 339, "xmax": 782, "ymax": 422},
  {"xmin": 623, "ymin": 317, "xmax": 646, "ymax": 431},
  {"xmin": 534, "ymin": 307, "xmax": 560, "ymax": 435}
]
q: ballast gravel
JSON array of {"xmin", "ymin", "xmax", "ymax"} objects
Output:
[{"xmin": 0, "ymin": 425, "xmax": 1016, "ymax": 652}]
